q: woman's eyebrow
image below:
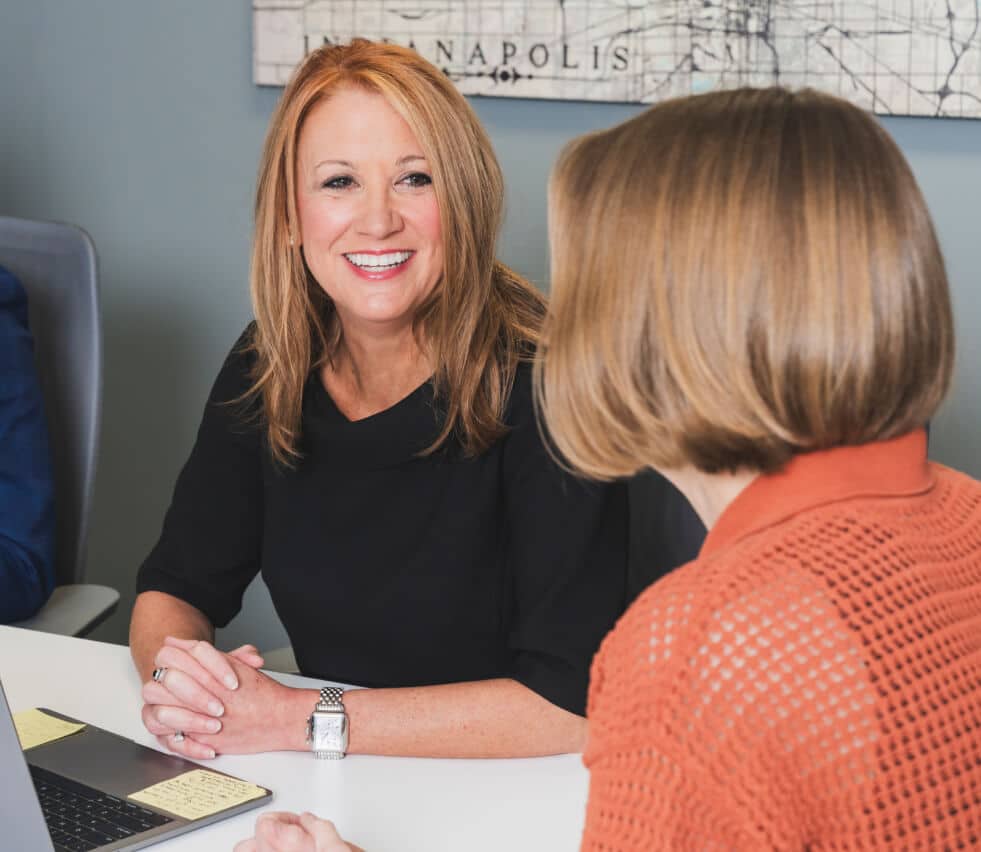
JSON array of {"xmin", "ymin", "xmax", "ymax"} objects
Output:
[
  {"xmin": 311, "ymin": 156, "xmax": 425, "ymax": 169},
  {"xmin": 313, "ymin": 158, "xmax": 354, "ymax": 169}
]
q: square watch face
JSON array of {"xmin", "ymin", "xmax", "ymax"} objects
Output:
[{"xmin": 312, "ymin": 712, "xmax": 346, "ymax": 749}]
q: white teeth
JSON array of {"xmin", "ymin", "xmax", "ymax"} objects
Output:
[{"xmin": 344, "ymin": 251, "xmax": 412, "ymax": 269}]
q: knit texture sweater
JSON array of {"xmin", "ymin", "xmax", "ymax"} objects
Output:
[{"xmin": 581, "ymin": 430, "xmax": 981, "ymax": 850}]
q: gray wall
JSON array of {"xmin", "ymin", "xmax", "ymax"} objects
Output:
[{"xmin": 1, "ymin": 1, "xmax": 978, "ymax": 650}]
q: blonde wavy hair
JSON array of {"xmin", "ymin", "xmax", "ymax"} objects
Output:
[
  {"xmin": 536, "ymin": 87, "xmax": 954, "ymax": 479},
  {"xmin": 247, "ymin": 40, "xmax": 545, "ymax": 465}
]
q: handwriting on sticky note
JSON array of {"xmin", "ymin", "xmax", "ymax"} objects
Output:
[
  {"xmin": 13, "ymin": 708, "xmax": 86, "ymax": 751},
  {"xmin": 128, "ymin": 769, "xmax": 267, "ymax": 820}
]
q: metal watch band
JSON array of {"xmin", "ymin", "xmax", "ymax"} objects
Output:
[
  {"xmin": 317, "ymin": 686, "xmax": 344, "ymax": 711},
  {"xmin": 308, "ymin": 686, "xmax": 348, "ymax": 759}
]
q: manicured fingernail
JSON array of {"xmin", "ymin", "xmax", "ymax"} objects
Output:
[
  {"xmin": 224, "ymin": 675, "xmax": 238, "ymax": 690},
  {"xmin": 209, "ymin": 701, "xmax": 224, "ymax": 716},
  {"xmin": 204, "ymin": 748, "xmax": 215, "ymax": 759},
  {"xmin": 207, "ymin": 719, "xmax": 221, "ymax": 733}
]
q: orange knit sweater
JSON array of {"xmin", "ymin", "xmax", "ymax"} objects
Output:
[{"xmin": 581, "ymin": 431, "xmax": 981, "ymax": 850}]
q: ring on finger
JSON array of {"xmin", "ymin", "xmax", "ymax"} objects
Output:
[
  {"xmin": 173, "ymin": 730, "xmax": 185, "ymax": 743},
  {"xmin": 152, "ymin": 667, "xmax": 168, "ymax": 684}
]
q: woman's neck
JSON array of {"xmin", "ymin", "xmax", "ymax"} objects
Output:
[
  {"xmin": 660, "ymin": 466, "xmax": 759, "ymax": 530},
  {"xmin": 322, "ymin": 322, "xmax": 433, "ymax": 421}
]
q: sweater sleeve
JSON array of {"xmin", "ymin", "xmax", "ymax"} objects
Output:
[
  {"xmin": 580, "ymin": 596, "xmax": 761, "ymax": 851},
  {"xmin": 135, "ymin": 327, "xmax": 264, "ymax": 628},
  {"xmin": 581, "ymin": 727, "xmax": 755, "ymax": 851},
  {"xmin": 500, "ymin": 365, "xmax": 629, "ymax": 716},
  {"xmin": 0, "ymin": 267, "xmax": 55, "ymax": 623},
  {"xmin": 580, "ymin": 554, "xmax": 847, "ymax": 851}
]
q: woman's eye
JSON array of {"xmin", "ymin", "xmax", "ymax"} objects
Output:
[
  {"xmin": 322, "ymin": 175, "xmax": 355, "ymax": 190},
  {"xmin": 400, "ymin": 172, "xmax": 433, "ymax": 189}
]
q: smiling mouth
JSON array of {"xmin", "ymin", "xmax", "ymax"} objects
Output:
[{"xmin": 343, "ymin": 250, "xmax": 414, "ymax": 271}]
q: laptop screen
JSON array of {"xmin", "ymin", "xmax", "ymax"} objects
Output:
[{"xmin": 0, "ymin": 678, "xmax": 56, "ymax": 852}]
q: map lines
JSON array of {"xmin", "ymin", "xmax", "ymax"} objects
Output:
[{"xmin": 253, "ymin": 1, "xmax": 981, "ymax": 118}]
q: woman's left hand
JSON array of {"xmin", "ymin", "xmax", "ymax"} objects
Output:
[
  {"xmin": 234, "ymin": 812, "xmax": 361, "ymax": 852},
  {"xmin": 153, "ymin": 638, "xmax": 310, "ymax": 754}
]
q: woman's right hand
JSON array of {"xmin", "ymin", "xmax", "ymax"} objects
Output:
[
  {"xmin": 140, "ymin": 637, "xmax": 265, "ymax": 760},
  {"xmin": 234, "ymin": 812, "xmax": 361, "ymax": 852}
]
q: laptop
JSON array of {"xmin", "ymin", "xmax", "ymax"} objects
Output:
[{"xmin": 0, "ymin": 678, "xmax": 272, "ymax": 851}]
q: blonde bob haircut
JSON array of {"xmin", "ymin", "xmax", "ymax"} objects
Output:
[
  {"xmin": 536, "ymin": 87, "xmax": 954, "ymax": 479},
  {"xmin": 248, "ymin": 40, "xmax": 545, "ymax": 465}
]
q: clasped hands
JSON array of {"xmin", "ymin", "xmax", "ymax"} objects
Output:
[
  {"xmin": 143, "ymin": 638, "xmax": 360, "ymax": 851},
  {"xmin": 141, "ymin": 636, "xmax": 296, "ymax": 760}
]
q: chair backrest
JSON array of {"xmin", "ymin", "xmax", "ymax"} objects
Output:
[{"xmin": 0, "ymin": 217, "xmax": 101, "ymax": 588}]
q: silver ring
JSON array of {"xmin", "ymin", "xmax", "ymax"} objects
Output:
[
  {"xmin": 172, "ymin": 731, "xmax": 185, "ymax": 743},
  {"xmin": 152, "ymin": 667, "xmax": 167, "ymax": 683}
]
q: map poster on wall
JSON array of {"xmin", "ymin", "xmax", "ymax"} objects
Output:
[{"xmin": 253, "ymin": 1, "xmax": 981, "ymax": 119}]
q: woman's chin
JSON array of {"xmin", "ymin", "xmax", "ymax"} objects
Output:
[{"xmin": 338, "ymin": 303, "xmax": 417, "ymax": 332}]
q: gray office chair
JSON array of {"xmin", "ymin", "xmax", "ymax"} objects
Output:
[
  {"xmin": 0, "ymin": 217, "xmax": 118, "ymax": 636},
  {"xmin": 262, "ymin": 645, "xmax": 299, "ymax": 674}
]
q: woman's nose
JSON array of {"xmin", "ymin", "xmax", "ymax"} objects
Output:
[{"xmin": 355, "ymin": 189, "xmax": 402, "ymax": 239}]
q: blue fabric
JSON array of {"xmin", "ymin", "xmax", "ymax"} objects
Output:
[{"xmin": 0, "ymin": 265, "xmax": 55, "ymax": 622}]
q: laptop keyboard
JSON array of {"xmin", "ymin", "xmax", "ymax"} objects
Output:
[{"xmin": 30, "ymin": 764, "xmax": 173, "ymax": 852}]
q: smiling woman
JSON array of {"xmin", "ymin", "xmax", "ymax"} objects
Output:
[
  {"xmin": 249, "ymin": 38, "xmax": 547, "ymax": 462},
  {"xmin": 128, "ymin": 40, "xmax": 632, "ymax": 767},
  {"xmin": 294, "ymin": 86, "xmax": 444, "ymax": 404}
]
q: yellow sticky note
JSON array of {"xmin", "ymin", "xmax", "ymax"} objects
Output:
[
  {"xmin": 128, "ymin": 769, "xmax": 267, "ymax": 820},
  {"xmin": 13, "ymin": 709, "xmax": 86, "ymax": 751}
]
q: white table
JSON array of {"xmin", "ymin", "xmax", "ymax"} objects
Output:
[{"xmin": 0, "ymin": 626, "xmax": 588, "ymax": 851}]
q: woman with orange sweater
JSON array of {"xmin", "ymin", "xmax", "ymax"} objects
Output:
[{"xmin": 536, "ymin": 87, "xmax": 981, "ymax": 850}]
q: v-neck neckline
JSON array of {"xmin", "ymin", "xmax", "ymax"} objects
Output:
[
  {"xmin": 317, "ymin": 374, "xmax": 436, "ymax": 425},
  {"xmin": 302, "ymin": 373, "xmax": 447, "ymax": 469}
]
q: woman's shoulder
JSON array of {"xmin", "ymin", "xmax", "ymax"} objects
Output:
[
  {"xmin": 0, "ymin": 265, "xmax": 31, "ymax": 351},
  {"xmin": 501, "ymin": 356, "xmax": 537, "ymax": 424},
  {"xmin": 209, "ymin": 323, "xmax": 259, "ymax": 396},
  {"xmin": 0, "ymin": 265, "xmax": 27, "ymax": 314},
  {"xmin": 587, "ymin": 540, "xmax": 852, "ymax": 760},
  {"xmin": 598, "ymin": 534, "xmax": 831, "ymax": 680},
  {"xmin": 200, "ymin": 323, "xmax": 264, "ymax": 436},
  {"xmin": 930, "ymin": 460, "xmax": 981, "ymax": 503}
]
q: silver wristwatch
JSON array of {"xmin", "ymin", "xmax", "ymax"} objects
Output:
[{"xmin": 306, "ymin": 686, "xmax": 348, "ymax": 759}]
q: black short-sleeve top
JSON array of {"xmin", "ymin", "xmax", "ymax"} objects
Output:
[{"xmin": 137, "ymin": 328, "xmax": 629, "ymax": 715}]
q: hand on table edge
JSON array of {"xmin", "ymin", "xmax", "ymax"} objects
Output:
[{"xmin": 234, "ymin": 811, "xmax": 363, "ymax": 852}]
